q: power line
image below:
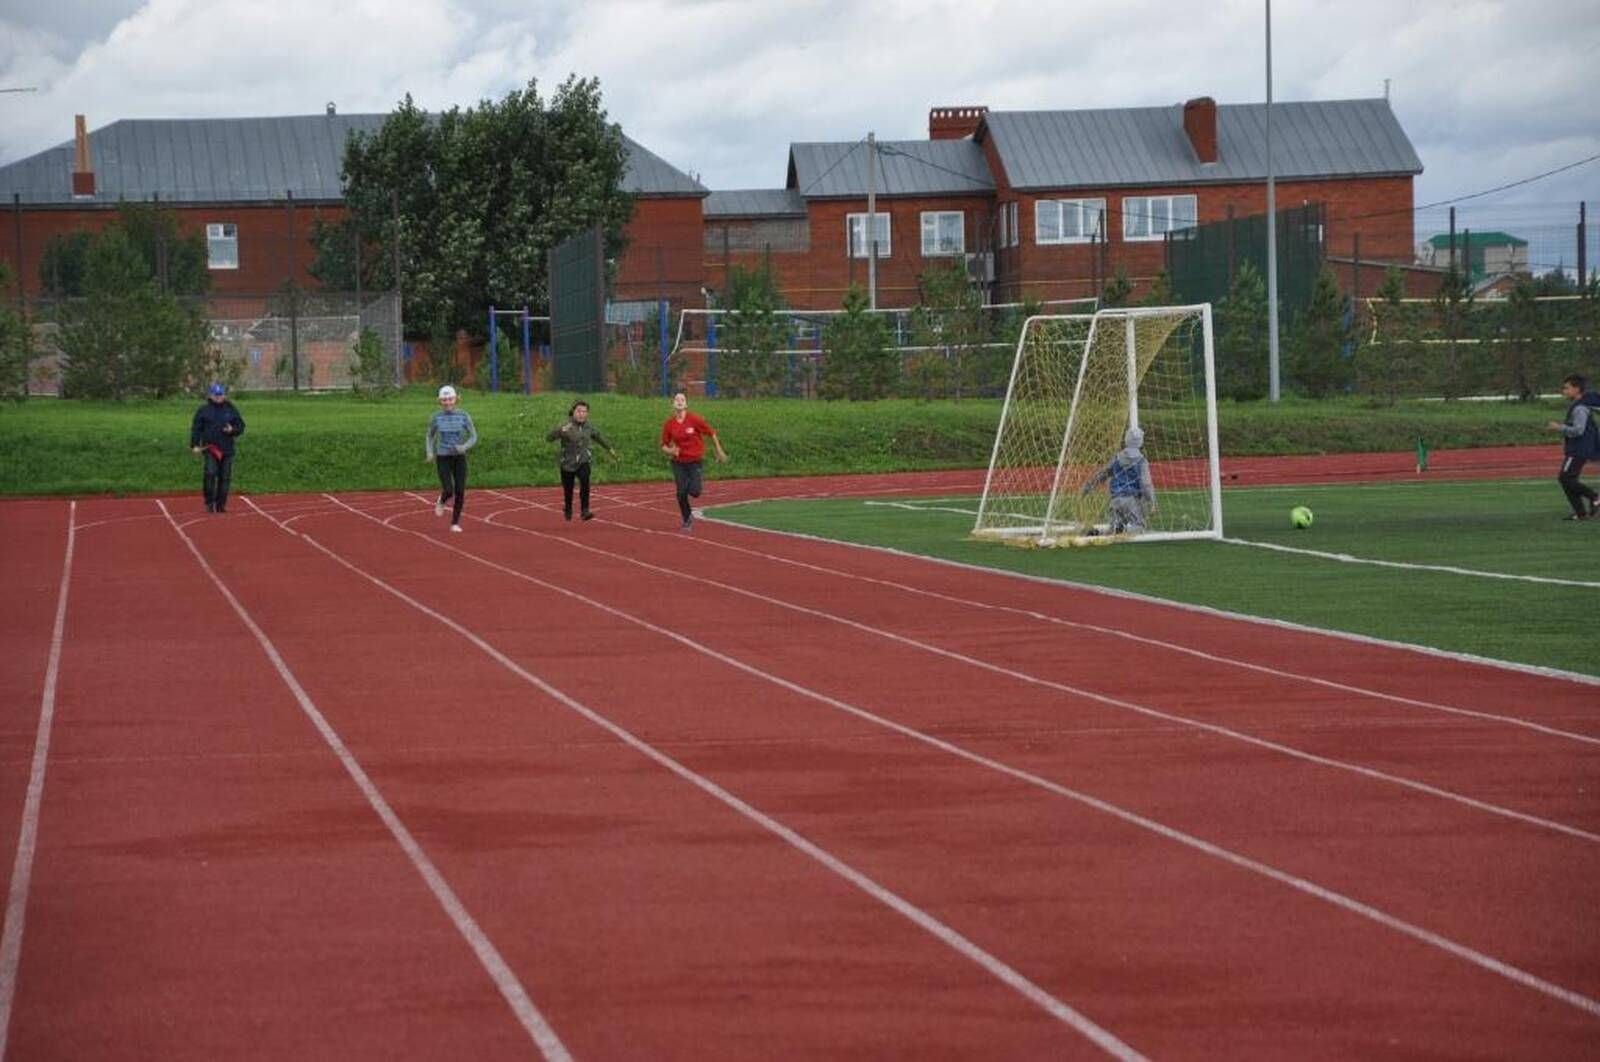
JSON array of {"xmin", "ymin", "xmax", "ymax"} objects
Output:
[
  {"xmin": 797, "ymin": 139, "xmax": 865, "ymax": 196},
  {"xmin": 1352, "ymin": 151, "xmax": 1600, "ymax": 221}
]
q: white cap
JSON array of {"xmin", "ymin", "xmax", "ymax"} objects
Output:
[{"xmin": 438, "ymin": 385, "xmax": 457, "ymax": 400}]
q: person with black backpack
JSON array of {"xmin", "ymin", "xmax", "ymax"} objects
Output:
[{"xmin": 1547, "ymin": 372, "xmax": 1600, "ymax": 521}]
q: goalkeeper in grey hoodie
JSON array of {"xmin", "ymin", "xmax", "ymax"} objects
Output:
[{"xmin": 1081, "ymin": 426, "xmax": 1156, "ymax": 533}]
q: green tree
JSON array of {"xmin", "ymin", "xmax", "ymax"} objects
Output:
[
  {"xmin": 1100, "ymin": 265, "xmax": 1133, "ymax": 308},
  {"xmin": 1356, "ymin": 266, "xmax": 1421, "ymax": 404},
  {"xmin": 0, "ymin": 264, "xmax": 33, "ymax": 399},
  {"xmin": 57, "ymin": 228, "xmax": 209, "ymax": 398},
  {"xmin": 1215, "ymin": 259, "xmax": 1268, "ymax": 400},
  {"xmin": 819, "ymin": 284, "xmax": 894, "ymax": 399},
  {"xmin": 718, "ymin": 261, "xmax": 787, "ymax": 396},
  {"xmin": 318, "ymin": 77, "xmax": 633, "ymax": 341},
  {"xmin": 907, "ymin": 260, "xmax": 988, "ymax": 399},
  {"xmin": 1491, "ymin": 279, "xmax": 1547, "ymax": 399},
  {"xmin": 1137, "ymin": 270, "xmax": 1175, "ymax": 307},
  {"xmin": 1289, "ymin": 266, "xmax": 1355, "ymax": 398},
  {"xmin": 39, "ymin": 204, "xmax": 209, "ymax": 296},
  {"xmin": 1430, "ymin": 267, "xmax": 1476, "ymax": 398}
]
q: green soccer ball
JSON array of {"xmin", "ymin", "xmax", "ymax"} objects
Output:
[{"xmin": 1290, "ymin": 505, "xmax": 1314, "ymax": 529}]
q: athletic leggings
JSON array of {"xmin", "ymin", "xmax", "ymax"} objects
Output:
[
  {"xmin": 435, "ymin": 454, "xmax": 467, "ymax": 524},
  {"xmin": 1559, "ymin": 455, "xmax": 1596, "ymax": 516},
  {"xmin": 560, "ymin": 464, "xmax": 591, "ymax": 515},
  {"xmin": 671, "ymin": 460, "xmax": 703, "ymax": 522}
]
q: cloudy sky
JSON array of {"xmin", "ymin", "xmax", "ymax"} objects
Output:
[{"xmin": 2, "ymin": 0, "xmax": 1597, "ymax": 211}]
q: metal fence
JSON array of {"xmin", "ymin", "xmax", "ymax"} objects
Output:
[{"xmin": 24, "ymin": 290, "xmax": 402, "ymax": 395}]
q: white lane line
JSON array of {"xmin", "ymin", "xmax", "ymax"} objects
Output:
[
  {"xmin": 568, "ymin": 503, "xmax": 1600, "ymax": 746},
  {"xmin": 468, "ymin": 499, "xmax": 1600, "ymax": 844},
  {"xmin": 1222, "ymin": 537, "xmax": 1600, "ymax": 588},
  {"xmin": 161, "ymin": 501, "xmax": 572, "ymax": 1062},
  {"xmin": 291, "ymin": 495, "xmax": 1146, "ymax": 1059},
  {"xmin": 0, "ymin": 502, "xmax": 76, "ymax": 1061},
  {"xmin": 324, "ymin": 493, "xmax": 1600, "ymax": 1023},
  {"xmin": 705, "ymin": 516, "xmax": 1600, "ymax": 687}
]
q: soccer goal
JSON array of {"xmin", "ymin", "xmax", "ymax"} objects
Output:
[{"xmin": 972, "ymin": 305, "xmax": 1221, "ymax": 546}]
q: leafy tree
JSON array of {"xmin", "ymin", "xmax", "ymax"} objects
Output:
[
  {"xmin": 1100, "ymin": 265, "xmax": 1133, "ymax": 308},
  {"xmin": 1430, "ymin": 267, "xmax": 1476, "ymax": 398},
  {"xmin": 57, "ymin": 228, "xmax": 209, "ymax": 398},
  {"xmin": 317, "ymin": 77, "xmax": 633, "ymax": 341},
  {"xmin": 1356, "ymin": 266, "xmax": 1421, "ymax": 404},
  {"xmin": 820, "ymin": 284, "xmax": 893, "ymax": 399},
  {"xmin": 1491, "ymin": 279, "xmax": 1547, "ymax": 399},
  {"xmin": 1289, "ymin": 266, "xmax": 1355, "ymax": 398},
  {"xmin": 39, "ymin": 204, "xmax": 209, "ymax": 296},
  {"xmin": 907, "ymin": 260, "xmax": 988, "ymax": 399},
  {"xmin": 1215, "ymin": 259, "xmax": 1268, "ymax": 400},
  {"xmin": 1137, "ymin": 270, "xmax": 1175, "ymax": 307},
  {"xmin": 718, "ymin": 261, "xmax": 787, "ymax": 396},
  {"xmin": 0, "ymin": 264, "xmax": 33, "ymax": 399},
  {"xmin": 350, "ymin": 328, "xmax": 396, "ymax": 397}
]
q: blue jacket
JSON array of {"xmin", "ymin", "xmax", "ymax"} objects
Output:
[
  {"xmin": 1563, "ymin": 391, "xmax": 1600, "ymax": 459},
  {"xmin": 190, "ymin": 400, "xmax": 246, "ymax": 454}
]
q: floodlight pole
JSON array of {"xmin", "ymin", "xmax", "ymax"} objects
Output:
[
  {"xmin": 1265, "ymin": 0, "xmax": 1281, "ymax": 402},
  {"xmin": 866, "ymin": 131, "xmax": 878, "ymax": 310}
]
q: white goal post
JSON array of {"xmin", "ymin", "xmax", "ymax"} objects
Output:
[{"xmin": 972, "ymin": 304, "xmax": 1222, "ymax": 546}]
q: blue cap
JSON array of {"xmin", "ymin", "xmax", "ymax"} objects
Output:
[{"xmin": 208, "ymin": 383, "xmax": 226, "ymax": 396}]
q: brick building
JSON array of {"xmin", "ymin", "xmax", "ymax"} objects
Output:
[
  {"xmin": 701, "ymin": 97, "xmax": 1422, "ymax": 310},
  {"xmin": 0, "ymin": 112, "xmax": 706, "ymax": 304}
]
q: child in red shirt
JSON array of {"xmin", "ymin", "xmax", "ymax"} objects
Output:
[{"xmin": 660, "ymin": 391, "xmax": 728, "ymax": 531}]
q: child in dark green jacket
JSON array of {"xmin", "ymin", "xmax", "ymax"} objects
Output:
[{"xmin": 546, "ymin": 400, "xmax": 616, "ymax": 521}]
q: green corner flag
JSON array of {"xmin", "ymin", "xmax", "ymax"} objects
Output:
[{"xmin": 1416, "ymin": 438, "xmax": 1429, "ymax": 473}]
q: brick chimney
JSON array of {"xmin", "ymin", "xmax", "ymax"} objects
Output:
[
  {"xmin": 1183, "ymin": 97, "xmax": 1218, "ymax": 163},
  {"xmin": 71, "ymin": 115, "xmax": 96, "ymax": 197},
  {"xmin": 929, "ymin": 106, "xmax": 988, "ymax": 140}
]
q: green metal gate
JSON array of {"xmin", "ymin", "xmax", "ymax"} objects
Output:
[
  {"xmin": 1167, "ymin": 203, "xmax": 1325, "ymax": 330},
  {"xmin": 549, "ymin": 226, "xmax": 607, "ymax": 392}
]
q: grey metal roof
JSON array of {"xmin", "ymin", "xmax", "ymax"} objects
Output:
[
  {"xmin": 0, "ymin": 115, "xmax": 705, "ymax": 205},
  {"xmin": 703, "ymin": 188, "xmax": 806, "ymax": 217},
  {"xmin": 982, "ymin": 99, "xmax": 1421, "ymax": 190},
  {"xmin": 787, "ymin": 139, "xmax": 994, "ymax": 199}
]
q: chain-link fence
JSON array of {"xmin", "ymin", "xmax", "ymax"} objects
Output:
[{"xmin": 24, "ymin": 290, "xmax": 402, "ymax": 395}]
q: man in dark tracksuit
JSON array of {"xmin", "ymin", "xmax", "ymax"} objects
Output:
[
  {"xmin": 190, "ymin": 383, "xmax": 246, "ymax": 513},
  {"xmin": 1548, "ymin": 373, "xmax": 1600, "ymax": 521}
]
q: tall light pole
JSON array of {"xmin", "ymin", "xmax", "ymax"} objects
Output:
[
  {"xmin": 866, "ymin": 131, "xmax": 878, "ymax": 310},
  {"xmin": 1265, "ymin": 0, "xmax": 1281, "ymax": 402}
]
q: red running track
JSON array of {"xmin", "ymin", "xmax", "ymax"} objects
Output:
[{"xmin": 1, "ymin": 456, "xmax": 1595, "ymax": 1059}]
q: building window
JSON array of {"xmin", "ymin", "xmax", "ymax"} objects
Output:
[
  {"xmin": 1035, "ymin": 199, "xmax": 1106, "ymax": 245},
  {"xmin": 1122, "ymin": 194, "xmax": 1197, "ymax": 241},
  {"xmin": 1006, "ymin": 202, "xmax": 1019, "ymax": 247},
  {"xmin": 846, "ymin": 213, "xmax": 891, "ymax": 258},
  {"xmin": 920, "ymin": 211, "xmax": 965, "ymax": 256},
  {"xmin": 207, "ymin": 223, "xmax": 239, "ymax": 269}
]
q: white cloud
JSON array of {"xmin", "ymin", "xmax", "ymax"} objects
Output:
[{"xmin": 1, "ymin": 0, "xmax": 1597, "ymax": 208}]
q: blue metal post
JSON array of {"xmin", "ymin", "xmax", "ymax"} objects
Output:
[
  {"xmin": 488, "ymin": 306, "xmax": 498, "ymax": 393},
  {"xmin": 658, "ymin": 299, "xmax": 670, "ymax": 397},
  {"xmin": 706, "ymin": 314, "xmax": 718, "ymax": 398},
  {"xmin": 522, "ymin": 308, "xmax": 532, "ymax": 394}
]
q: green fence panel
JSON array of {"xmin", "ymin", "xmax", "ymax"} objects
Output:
[{"xmin": 549, "ymin": 226, "xmax": 606, "ymax": 392}]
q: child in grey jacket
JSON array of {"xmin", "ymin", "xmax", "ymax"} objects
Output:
[
  {"xmin": 425, "ymin": 385, "xmax": 477, "ymax": 531},
  {"xmin": 1081, "ymin": 426, "xmax": 1157, "ymax": 534}
]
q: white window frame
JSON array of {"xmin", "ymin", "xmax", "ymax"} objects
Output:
[
  {"xmin": 846, "ymin": 212, "xmax": 892, "ymax": 258},
  {"xmin": 1122, "ymin": 194, "xmax": 1198, "ymax": 241},
  {"xmin": 920, "ymin": 211, "xmax": 965, "ymax": 256},
  {"xmin": 1034, "ymin": 198, "xmax": 1107, "ymax": 245},
  {"xmin": 206, "ymin": 223, "xmax": 239, "ymax": 270}
]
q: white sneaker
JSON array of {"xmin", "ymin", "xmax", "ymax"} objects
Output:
[
  {"xmin": 434, "ymin": 502, "xmax": 445, "ymax": 517},
  {"xmin": 449, "ymin": 524, "xmax": 462, "ymax": 533}
]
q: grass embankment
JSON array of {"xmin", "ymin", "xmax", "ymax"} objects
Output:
[
  {"xmin": 715, "ymin": 480, "xmax": 1597, "ymax": 677},
  {"xmin": 0, "ymin": 388, "xmax": 1571, "ymax": 496}
]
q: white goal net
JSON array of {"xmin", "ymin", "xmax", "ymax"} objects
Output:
[{"xmin": 973, "ymin": 305, "xmax": 1221, "ymax": 546}]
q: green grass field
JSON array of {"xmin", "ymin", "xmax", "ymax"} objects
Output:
[{"xmin": 712, "ymin": 479, "xmax": 1598, "ymax": 678}]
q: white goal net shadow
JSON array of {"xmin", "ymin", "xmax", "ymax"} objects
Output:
[{"xmin": 973, "ymin": 305, "xmax": 1222, "ymax": 547}]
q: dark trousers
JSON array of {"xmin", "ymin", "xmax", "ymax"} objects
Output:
[
  {"xmin": 671, "ymin": 460, "xmax": 703, "ymax": 522},
  {"xmin": 1559, "ymin": 455, "xmax": 1596, "ymax": 516},
  {"xmin": 435, "ymin": 454, "xmax": 467, "ymax": 524},
  {"xmin": 560, "ymin": 464, "xmax": 592, "ymax": 515},
  {"xmin": 203, "ymin": 451, "xmax": 234, "ymax": 510}
]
